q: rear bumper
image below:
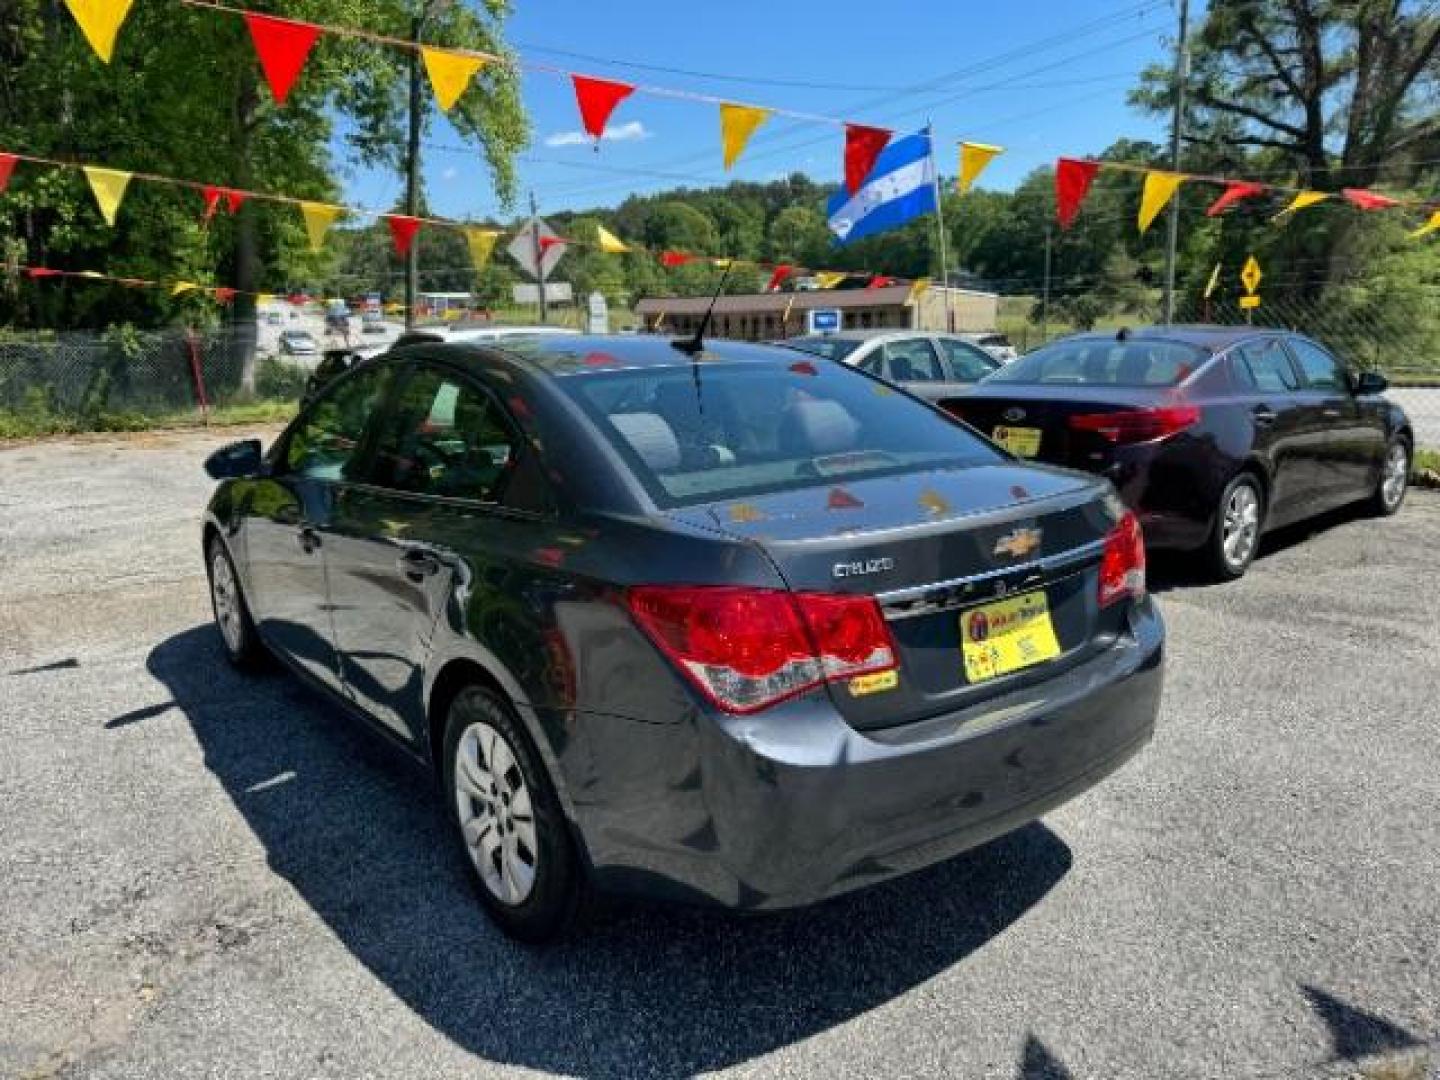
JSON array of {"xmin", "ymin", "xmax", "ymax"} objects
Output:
[{"xmin": 575, "ymin": 597, "xmax": 1164, "ymax": 910}]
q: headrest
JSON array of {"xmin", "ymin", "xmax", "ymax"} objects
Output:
[{"xmin": 610, "ymin": 412, "xmax": 682, "ymax": 472}]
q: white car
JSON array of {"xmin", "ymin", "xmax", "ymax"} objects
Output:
[
  {"xmin": 781, "ymin": 330, "xmax": 1000, "ymax": 402},
  {"xmin": 426, "ymin": 324, "xmax": 581, "ymax": 344},
  {"xmin": 956, "ymin": 332, "xmax": 1019, "ymax": 364}
]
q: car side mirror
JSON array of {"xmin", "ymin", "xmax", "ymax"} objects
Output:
[
  {"xmin": 1352, "ymin": 370, "xmax": 1387, "ymax": 395},
  {"xmin": 204, "ymin": 438, "xmax": 263, "ymax": 480}
]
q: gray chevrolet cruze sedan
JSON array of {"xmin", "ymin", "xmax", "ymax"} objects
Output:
[{"xmin": 202, "ymin": 334, "xmax": 1164, "ymax": 940}]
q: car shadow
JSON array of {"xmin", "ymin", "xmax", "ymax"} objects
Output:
[{"xmin": 144, "ymin": 625, "xmax": 1074, "ymax": 1078}]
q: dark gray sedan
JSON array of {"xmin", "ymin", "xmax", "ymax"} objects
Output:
[{"xmin": 202, "ymin": 335, "xmax": 1163, "ymax": 940}]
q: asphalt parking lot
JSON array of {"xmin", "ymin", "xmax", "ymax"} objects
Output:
[{"xmin": 2, "ymin": 428, "xmax": 1437, "ymax": 1080}]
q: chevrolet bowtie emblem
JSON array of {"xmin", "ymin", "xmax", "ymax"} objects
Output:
[{"xmin": 993, "ymin": 526, "xmax": 1042, "ymax": 560}]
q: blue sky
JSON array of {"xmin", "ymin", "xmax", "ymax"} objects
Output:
[{"xmin": 342, "ymin": 0, "xmax": 1179, "ymax": 223}]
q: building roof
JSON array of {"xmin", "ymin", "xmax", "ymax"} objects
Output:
[{"xmin": 633, "ymin": 283, "xmax": 994, "ymax": 314}]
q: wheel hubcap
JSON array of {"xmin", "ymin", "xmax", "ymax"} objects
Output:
[
  {"xmin": 210, "ymin": 552, "xmax": 242, "ymax": 652},
  {"xmin": 1382, "ymin": 444, "xmax": 1408, "ymax": 507},
  {"xmin": 1222, "ymin": 484, "xmax": 1260, "ymax": 568},
  {"xmin": 454, "ymin": 720, "xmax": 537, "ymax": 906}
]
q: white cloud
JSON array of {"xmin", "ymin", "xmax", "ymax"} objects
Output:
[{"xmin": 544, "ymin": 120, "xmax": 652, "ymax": 148}]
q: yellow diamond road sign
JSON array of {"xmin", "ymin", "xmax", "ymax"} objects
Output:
[{"xmin": 1241, "ymin": 256, "xmax": 1262, "ymax": 294}]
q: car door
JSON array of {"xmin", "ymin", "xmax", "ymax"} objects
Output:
[
  {"xmin": 324, "ymin": 361, "xmax": 540, "ymax": 743},
  {"xmin": 244, "ymin": 362, "xmax": 397, "ymax": 691},
  {"xmin": 1288, "ymin": 336, "xmax": 1387, "ymax": 502},
  {"xmin": 1229, "ymin": 338, "xmax": 1310, "ymax": 526},
  {"xmin": 879, "ymin": 336, "xmax": 950, "ymax": 401}
]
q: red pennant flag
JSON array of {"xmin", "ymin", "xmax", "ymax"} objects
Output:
[
  {"xmin": 844, "ymin": 124, "xmax": 892, "ymax": 194},
  {"xmin": 1343, "ymin": 188, "xmax": 1400, "ymax": 211},
  {"xmin": 866, "ymin": 274, "xmax": 896, "ymax": 290},
  {"xmin": 766, "ymin": 263, "xmax": 794, "ymax": 292},
  {"xmin": 660, "ymin": 250, "xmax": 693, "ymax": 267},
  {"xmin": 213, "ymin": 287, "xmax": 237, "ymax": 305},
  {"xmin": 202, "ymin": 185, "xmax": 223, "ymax": 223},
  {"xmin": 28, "ymin": 267, "xmax": 62, "ymax": 278},
  {"xmin": 0, "ymin": 153, "xmax": 17, "ymax": 195},
  {"xmin": 1205, "ymin": 181, "xmax": 1265, "ymax": 217},
  {"xmin": 225, "ymin": 190, "xmax": 247, "ymax": 214},
  {"xmin": 538, "ymin": 235, "xmax": 567, "ymax": 253},
  {"xmin": 1055, "ymin": 158, "xmax": 1099, "ymax": 229},
  {"xmin": 387, "ymin": 215, "xmax": 422, "ymax": 256},
  {"xmin": 245, "ymin": 13, "xmax": 322, "ymax": 107},
  {"xmin": 571, "ymin": 75, "xmax": 635, "ymax": 144}
]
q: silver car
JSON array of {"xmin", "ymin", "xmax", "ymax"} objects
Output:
[{"xmin": 782, "ymin": 331, "xmax": 1001, "ymax": 401}]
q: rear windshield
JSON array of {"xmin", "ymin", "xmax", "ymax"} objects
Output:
[
  {"xmin": 782, "ymin": 337, "xmax": 863, "ymax": 362},
  {"xmin": 986, "ymin": 338, "xmax": 1207, "ymax": 386},
  {"xmin": 559, "ymin": 360, "xmax": 1002, "ymax": 507}
]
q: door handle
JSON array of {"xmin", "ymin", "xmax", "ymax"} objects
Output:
[
  {"xmin": 1252, "ymin": 407, "xmax": 1277, "ymax": 427},
  {"xmin": 397, "ymin": 549, "xmax": 441, "ymax": 581},
  {"xmin": 297, "ymin": 526, "xmax": 321, "ymax": 553}
]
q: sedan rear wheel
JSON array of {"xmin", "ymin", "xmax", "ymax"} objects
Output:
[
  {"xmin": 1205, "ymin": 474, "xmax": 1264, "ymax": 581},
  {"xmin": 1370, "ymin": 439, "xmax": 1409, "ymax": 517},
  {"xmin": 442, "ymin": 685, "xmax": 584, "ymax": 942}
]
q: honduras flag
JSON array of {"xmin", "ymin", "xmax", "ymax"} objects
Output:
[{"xmin": 827, "ymin": 129, "xmax": 937, "ymax": 245}]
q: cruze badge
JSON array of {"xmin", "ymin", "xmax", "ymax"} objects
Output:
[
  {"xmin": 1002, "ymin": 407, "xmax": 1026, "ymax": 422},
  {"xmin": 993, "ymin": 526, "xmax": 1042, "ymax": 560},
  {"xmin": 833, "ymin": 557, "xmax": 895, "ymax": 579}
]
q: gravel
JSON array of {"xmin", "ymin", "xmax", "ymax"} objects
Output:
[{"xmin": 1, "ymin": 427, "xmax": 1436, "ymax": 1080}]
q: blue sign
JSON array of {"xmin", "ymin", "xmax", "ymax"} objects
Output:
[{"xmin": 808, "ymin": 308, "xmax": 842, "ymax": 334}]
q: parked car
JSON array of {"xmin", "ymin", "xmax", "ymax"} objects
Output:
[
  {"xmin": 278, "ymin": 330, "xmax": 318, "ymax": 356},
  {"xmin": 201, "ymin": 334, "xmax": 1163, "ymax": 940},
  {"xmin": 957, "ymin": 331, "xmax": 1019, "ymax": 364},
  {"xmin": 361, "ymin": 311, "xmax": 387, "ymax": 334},
  {"xmin": 941, "ymin": 326, "xmax": 1413, "ymax": 579},
  {"xmin": 781, "ymin": 330, "xmax": 1000, "ymax": 401},
  {"xmin": 266, "ymin": 311, "xmax": 283, "ymax": 326}
]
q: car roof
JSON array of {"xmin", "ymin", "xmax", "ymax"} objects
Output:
[
  {"xmin": 1053, "ymin": 324, "xmax": 1290, "ymax": 352},
  {"xmin": 412, "ymin": 333, "xmax": 806, "ymax": 379}
]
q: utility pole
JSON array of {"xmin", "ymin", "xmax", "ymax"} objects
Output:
[
  {"xmin": 403, "ymin": 10, "xmax": 425, "ymax": 330},
  {"xmin": 924, "ymin": 122, "xmax": 955, "ymax": 331},
  {"xmin": 529, "ymin": 190, "xmax": 548, "ymax": 324},
  {"xmin": 1162, "ymin": 0, "xmax": 1190, "ymax": 324},
  {"xmin": 1041, "ymin": 225, "xmax": 1053, "ymax": 345}
]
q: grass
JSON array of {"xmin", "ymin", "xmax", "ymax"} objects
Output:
[
  {"xmin": 0, "ymin": 399, "xmax": 296, "ymax": 440},
  {"xmin": 1414, "ymin": 447, "xmax": 1440, "ymax": 476}
]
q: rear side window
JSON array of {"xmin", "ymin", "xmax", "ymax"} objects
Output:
[
  {"xmin": 560, "ymin": 361, "xmax": 1001, "ymax": 507},
  {"xmin": 368, "ymin": 366, "xmax": 521, "ymax": 503},
  {"xmin": 283, "ymin": 364, "xmax": 394, "ymax": 480},
  {"xmin": 1289, "ymin": 338, "xmax": 1346, "ymax": 391},
  {"xmin": 986, "ymin": 339, "xmax": 1204, "ymax": 386},
  {"xmin": 1234, "ymin": 340, "xmax": 1299, "ymax": 393},
  {"xmin": 938, "ymin": 338, "xmax": 998, "ymax": 381},
  {"xmin": 881, "ymin": 337, "xmax": 944, "ymax": 381}
]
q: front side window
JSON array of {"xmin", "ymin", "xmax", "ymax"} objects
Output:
[
  {"xmin": 1289, "ymin": 338, "xmax": 1346, "ymax": 391},
  {"xmin": 881, "ymin": 337, "xmax": 944, "ymax": 381},
  {"xmin": 938, "ymin": 338, "xmax": 999, "ymax": 381},
  {"xmin": 1234, "ymin": 340, "xmax": 1299, "ymax": 393},
  {"xmin": 283, "ymin": 364, "xmax": 394, "ymax": 480},
  {"xmin": 559, "ymin": 359, "xmax": 1002, "ymax": 507},
  {"xmin": 369, "ymin": 366, "xmax": 520, "ymax": 502}
]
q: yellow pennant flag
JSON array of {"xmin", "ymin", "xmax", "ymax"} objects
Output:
[
  {"xmin": 63, "ymin": 0, "xmax": 135, "ymax": 62},
  {"xmin": 1138, "ymin": 171, "xmax": 1185, "ymax": 234},
  {"xmin": 1276, "ymin": 190, "xmax": 1330, "ymax": 218},
  {"xmin": 905, "ymin": 277, "xmax": 931, "ymax": 305},
  {"xmin": 720, "ymin": 104, "xmax": 771, "ymax": 170},
  {"xmin": 83, "ymin": 166, "xmax": 132, "ymax": 227},
  {"xmin": 463, "ymin": 227, "xmax": 500, "ymax": 269},
  {"xmin": 421, "ymin": 47, "xmax": 487, "ymax": 112},
  {"xmin": 1204, "ymin": 262, "xmax": 1222, "ymax": 299},
  {"xmin": 957, "ymin": 142, "xmax": 1002, "ymax": 194},
  {"xmin": 813, "ymin": 271, "xmax": 847, "ymax": 289},
  {"xmin": 171, "ymin": 281, "xmax": 199, "ymax": 296},
  {"xmin": 298, "ymin": 202, "xmax": 342, "ymax": 252},
  {"xmin": 712, "ymin": 258, "xmax": 734, "ymax": 269},
  {"xmin": 1408, "ymin": 210, "xmax": 1440, "ymax": 239},
  {"xmin": 596, "ymin": 225, "xmax": 630, "ymax": 254}
]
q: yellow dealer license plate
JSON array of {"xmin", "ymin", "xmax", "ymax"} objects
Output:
[
  {"xmin": 960, "ymin": 590, "xmax": 1062, "ymax": 684},
  {"xmin": 992, "ymin": 425, "xmax": 1042, "ymax": 457}
]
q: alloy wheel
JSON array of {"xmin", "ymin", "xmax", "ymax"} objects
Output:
[
  {"xmin": 1382, "ymin": 443, "xmax": 1408, "ymax": 510},
  {"xmin": 210, "ymin": 551, "xmax": 243, "ymax": 654},
  {"xmin": 454, "ymin": 721, "xmax": 538, "ymax": 906},
  {"xmin": 1222, "ymin": 483, "xmax": 1261, "ymax": 570}
]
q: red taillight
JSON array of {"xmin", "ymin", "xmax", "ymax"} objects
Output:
[
  {"xmin": 625, "ymin": 585, "xmax": 897, "ymax": 713},
  {"xmin": 1098, "ymin": 511, "xmax": 1146, "ymax": 607},
  {"xmin": 1069, "ymin": 405, "xmax": 1199, "ymax": 444}
]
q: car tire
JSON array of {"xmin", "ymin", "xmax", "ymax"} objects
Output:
[
  {"xmin": 442, "ymin": 684, "xmax": 585, "ymax": 943},
  {"xmin": 206, "ymin": 537, "xmax": 264, "ymax": 668},
  {"xmin": 1204, "ymin": 472, "xmax": 1265, "ymax": 581},
  {"xmin": 1368, "ymin": 438, "xmax": 1409, "ymax": 517}
]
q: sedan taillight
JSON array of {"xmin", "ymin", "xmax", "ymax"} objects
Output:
[
  {"xmin": 625, "ymin": 585, "xmax": 897, "ymax": 714},
  {"xmin": 1098, "ymin": 511, "xmax": 1146, "ymax": 608},
  {"xmin": 1069, "ymin": 405, "xmax": 1199, "ymax": 444}
]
